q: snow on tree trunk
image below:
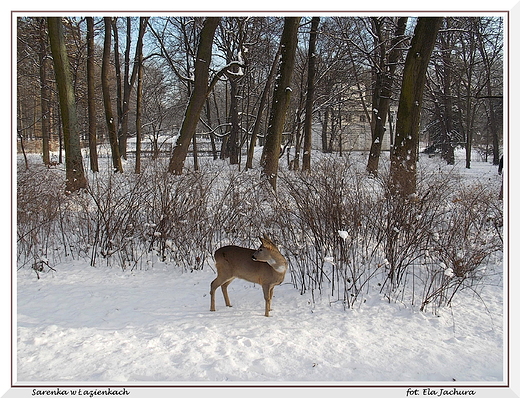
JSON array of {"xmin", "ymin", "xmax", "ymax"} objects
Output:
[
  {"xmin": 261, "ymin": 17, "xmax": 301, "ymax": 191},
  {"xmin": 390, "ymin": 17, "xmax": 442, "ymax": 197}
]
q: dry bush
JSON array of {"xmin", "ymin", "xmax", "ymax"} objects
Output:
[
  {"xmin": 17, "ymin": 164, "xmax": 68, "ymax": 277},
  {"xmin": 418, "ymin": 181, "xmax": 503, "ymax": 311},
  {"xmin": 83, "ymin": 161, "xmax": 218, "ymax": 270},
  {"xmin": 17, "ymin": 155, "xmax": 503, "ymax": 312},
  {"xmin": 274, "ymin": 156, "xmax": 502, "ymax": 311},
  {"xmin": 276, "ymin": 156, "xmax": 387, "ymax": 307}
]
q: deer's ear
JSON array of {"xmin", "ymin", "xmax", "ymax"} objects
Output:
[{"xmin": 259, "ymin": 235, "xmax": 277, "ymax": 250}]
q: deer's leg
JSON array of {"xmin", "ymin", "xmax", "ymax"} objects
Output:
[
  {"xmin": 262, "ymin": 284, "xmax": 273, "ymax": 317},
  {"xmin": 268, "ymin": 285, "xmax": 275, "ymax": 312},
  {"xmin": 210, "ymin": 277, "xmax": 220, "ymax": 312},
  {"xmin": 210, "ymin": 275, "xmax": 234, "ymax": 311},
  {"xmin": 221, "ymin": 279, "xmax": 234, "ymax": 307}
]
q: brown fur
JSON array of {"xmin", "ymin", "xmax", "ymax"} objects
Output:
[{"xmin": 210, "ymin": 236, "xmax": 288, "ymax": 317}]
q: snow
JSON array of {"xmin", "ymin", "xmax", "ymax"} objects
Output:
[
  {"xmin": 12, "ymin": 149, "xmax": 510, "ymax": 396},
  {"xmin": 338, "ymin": 230, "xmax": 350, "ymax": 240},
  {"xmin": 17, "ymin": 260, "xmax": 503, "ymax": 384}
]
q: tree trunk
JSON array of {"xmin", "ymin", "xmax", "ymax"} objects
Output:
[
  {"xmin": 302, "ymin": 17, "xmax": 320, "ymax": 172},
  {"xmin": 135, "ymin": 59, "xmax": 143, "ymax": 174},
  {"xmin": 460, "ymin": 18, "xmax": 479, "ymax": 169},
  {"xmin": 39, "ymin": 18, "xmax": 51, "ymax": 166},
  {"xmin": 57, "ymin": 113, "xmax": 63, "ymax": 164},
  {"xmin": 476, "ymin": 19, "xmax": 501, "ymax": 166},
  {"xmin": 102, "ymin": 17, "xmax": 123, "ymax": 173},
  {"xmin": 439, "ymin": 18, "xmax": 455, "ymax": 165},
  {"xmin": 246, "ymin": 47, "xmax": 281, "ymax": 170},
  {"xmin": 192, "ymin": 133, "xmax": 199, "ymax": 171},
  {"xmin": 86, "ymin": 17, "xmax": 99, "ymax": 172},
  {"xmin": 168, "ymin": 17, "xmax": 221, "ymax": 175},
  {"xmin": 112, "ymin": 18, "xmax": 123, "ymax": 148},
  {"xmin": 47, "ymin": 17, "xmax": 87, "ymax": 193},
  {"xmin": 119, "ymin": 17, "xmax": 132, "ymax": 159},
  {"xmin": 367, "ymin": 17, "xmax": 408, "ymax": 175},
  {"xmin": 487, "ymin": 87, "xmax": 500, "ymax": 165},
  {"xmin": 228, "ymin": 77, "xmax": 240, "ymax": 165},
  {"xmin": 205, "ymin": 99, "xmax": 219, "ymax": 160},
  {"xmin": 261, "ymin": 17, "xmax": 301, "ymax": 191},
  {"xmin": 291, "ymin": 78, "xmax": 306, "ymax": 171},
  {"xmin": 390, "ymin": 17, "xmax": 441, "ymax": 197},
  {"xmin": 135, "ymin": 18, "xmax": 147, "ymax": 174},
  {"xmin": 321, "ymin": 107, "xmax": 330, "ymax": 152},
  {"xmin": 17, "ymin": 101, "xmax": 29, "ymax": 170}
]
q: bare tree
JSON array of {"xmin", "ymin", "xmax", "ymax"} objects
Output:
[
  {"xmin": 366, "ymin": 17, "xmax": 408, "ymax": 175},
  {"xmin": 101, "ymin": 17, "xmax": 123, "ymax": 173},
  {"xmin": 246, "ymin": 46, "xmax": 281, "ymax": 170},
  {"xmin": 215, "ymin": 17, "xmax": 247, "ymax": 165},
  {"xmin": 38, "ymin": 18, "xmax": 51, "ymax": 166},
  {"xmin": 110, "ymin": 17, "xmax": 148, "ymax": 160},
  {"xmin": 86, "ymin": 17, "xmax": 99, "ymax": 172},
  {"xmin": 476, "ymin": 17, "xmax": 503, "ymax": 165},
  {"xmin": 302, "ymin": 17, "xmax": 320, "ymax": 172},
  {"xmin": 134, "ymin": 17, "xmax": 149, "ymax": 174},
  {"xmin": 168, "ymin": 17, "xmax": 221, "ymax": 174},
  {"xmin": 47, "ymin": 17, "xmax": 87, "ymax": 192},
  {"xmin": 390, "ymin": 17, "xmax": 441, "ymax": 197},
  {"xmin": 261, "ymin": 17, "xmax": 301, "ymax": 191}
]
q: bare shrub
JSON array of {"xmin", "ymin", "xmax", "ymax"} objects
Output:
[
  {"xmin": 17, "ymin": 164, "xmax": 68, "ymax": 275},
  {"xmin": 274, "ymin": 155, "xmax": 502, "ymax": 311},
  {"xmin": 277, "ymin": 155, "xmax": 387, "ymax": 308},
  {"xmin": 84, "ymin": 170, "xmax": 150, "ymax": 269},
  {"xmin": 83, "ymin": 161, "xmax": 218, "ymax": 271},
  {"xmin": 143, "ymin": 167, "xmax": 216, "ymax": 270},
  {"xmin": 17, "ymin": 154, "xmax": 502, "ymax": 313},
  {"xmin": 418, "ymin": 182, "xmax": 503, "ymax": 311},
  {"xmin": 376, "ymin": 164, "xmax": 460, "ymax": 300}
]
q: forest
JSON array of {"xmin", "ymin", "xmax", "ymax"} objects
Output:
[
  {"xmin": 16, "ymin": 15, "xmax": 504, "ymax": 312},
  {"xmin": 14, "ymin": 14, "xmax": 507, "ymax": 384}
]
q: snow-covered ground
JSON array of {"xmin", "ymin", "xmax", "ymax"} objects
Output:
[
  {"xmin": 16, "ymin": 259, "xmax": 503, "ymax": 384},
  {"xmin": 14, "ymin": 150, "xmax": 507, "ymax": 390}
]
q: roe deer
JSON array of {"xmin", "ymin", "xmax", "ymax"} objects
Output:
[{"xmin": 210, "ymin": 235, "xmax": 288, "ymax": 317}]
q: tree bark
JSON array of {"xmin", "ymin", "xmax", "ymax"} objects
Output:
[
  {"xmin": 390, "ymin": 17, "xmax": 441, "ymax": 197},
  {"xmin": 227, "ymin": 77, "xmax": 240, "ymax": 165},
  {"xmin": 135, "ymin": 17, "xmax": 147, "ymax": 174},
  {"xmin": 39, "ymin": 18, "xmax": 51, "ymax": 166},
  {"xmin": 439, "ymin": 18, "xmax": 455, "ymax": 165},
  {"xmin": 47, "ymin": 17, "xmax": 87, "ymax": 193},
  {"xmin": 476, "ymin": 18, "xmax": 501, "ymax": 165},
  {"xmin": 102, "ymin": 17, "xmax": 123, "ymax": 173},
  {"xmin": 461, "ymin": 18, "xmax": 478, "ymax": 170},
  {"xmin": 367, "ymin": 17, "xmax": 408, "ymax": 175},
  {"xmin": 246, "ymin": 47, "xmax": 281, "ymax": 170},
  {"xmin": 321, "ymin": 106, "xmax": 330, "ymax": 152},
  {"xmin": 302, "ymin": 17, "xmax": 320, "ymax": 172},
  {"xmin": 168, "ymin": 17, "xmax": 221, "ymax": 175},
  {"xmin": 86, "ymin": 17, "xmax": 99, "ymax": 172},
  {"xmin": 119, "ymin": 17, "xmax": 132, "ymax": 159},
  {"xmin": 261, "ymin": 17, "xmax": 301, "ymax": 191},
  {"xmin": 204, "ymin": 99, "xmax": 219, "ymax": 160},
  {"xmin": 112, "ymin": 18, "xmax": 123, "ymax": 146}
]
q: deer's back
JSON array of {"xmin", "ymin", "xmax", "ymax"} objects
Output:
[{"xmin": 214, "ymin": 245, "xmax": 285, "ymax": 285}]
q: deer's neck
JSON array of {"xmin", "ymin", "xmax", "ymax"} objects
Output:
[{"xmin": 268, "ymin": 252, "xmax": 288, "ymax": 274}]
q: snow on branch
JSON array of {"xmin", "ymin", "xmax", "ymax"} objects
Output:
[{"xmin": 206, "ymin": 60, "xmax": 246, "ymax": 96}]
